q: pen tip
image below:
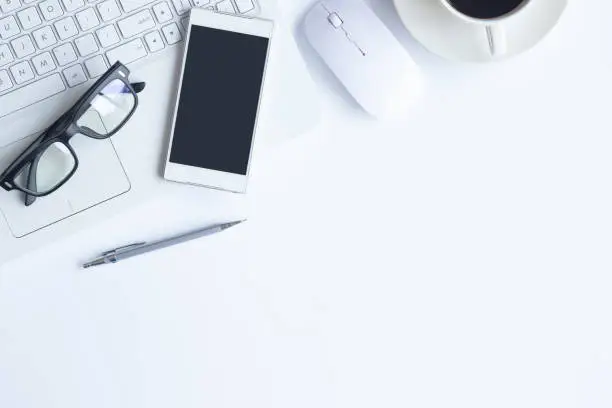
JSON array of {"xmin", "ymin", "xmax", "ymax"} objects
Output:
[
  {"xmin": 82, "ymin": 258, "xmax": 106, "ymax": 269},
  {"xmin": 223, "ymin": 220, "xmax": 246, "ymax": 230}
]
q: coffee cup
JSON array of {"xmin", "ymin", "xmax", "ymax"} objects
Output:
[{"xmin": 440, "ymin": 0, "xmax": 532, "ymax": 57}]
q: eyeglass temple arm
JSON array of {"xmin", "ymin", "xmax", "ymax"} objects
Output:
[{"xmin": 131, "ymin": 82, "xmax": 146, "ymax": 93}]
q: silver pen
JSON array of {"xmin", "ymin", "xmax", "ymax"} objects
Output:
[{"xmin": 83, "ymin": 220, "xmax": 245, "ymax": 268}]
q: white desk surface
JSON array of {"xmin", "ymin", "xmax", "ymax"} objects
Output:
[{"xmin": 2, "ymin": 1, "xmax": 611, "ymax": 407}]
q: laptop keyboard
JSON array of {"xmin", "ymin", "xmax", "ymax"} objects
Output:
[{"xmin": 0, "ymin": 0, "xmax": 260, "ymax": 118}]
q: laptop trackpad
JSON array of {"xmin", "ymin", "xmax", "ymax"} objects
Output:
[{"xmin": 0, "ymin": 113, "xmax": 130, "ymax": 238}]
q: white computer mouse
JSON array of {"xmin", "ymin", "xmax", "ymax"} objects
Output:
[{"xmin": 303, "ymin": 0, "xmax": 422, "ymax": 119}]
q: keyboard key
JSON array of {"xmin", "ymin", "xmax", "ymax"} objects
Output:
[
  {"xmin": 106, "ymin": 37, "xmax": 147, "ymax": 64},
  {"xmin": 53, "ymin": 42, "xmax": 77, "ymax": 66},
  {"xmin": 76, "ymin": 8, "xmax": 99, "ymax": 31},
  {"xmin": 119, "ymin": 0, "xmax": 155, "ymax": 13},
  {"xmin": 152, "ymin": 1, "xmax": 172, "ymax": 23},
  {"xmin": 144, "ymin": 30, "xmax": 164, "ymax": 52},
  {"xmin": 170, "ymin": 0, "xmax": 189, "ymax": 15},
  {"xmin": 117, "ymin": 9, "xmax": 154, "ymax": 38},
  {"xmin": 0, "ymin": 44, "xmax": 14, "ymax": 67},
  {"xmin": 0, "ymin": 74, "xmax": 65, "ymax": 118},
  {"xmin": 162, "ymin": 22, "xmax": 181, "ymax": 44},
  {"xmin": 39, "ymin": 0, "xmax": 64, "ymax": 20},
  {"xmin": 54, "ymin": 16, "xmax": 78, "ymax": 40},
  {"xmin": 84, "ymin": 54, "xmax": 107, "ymax": 77},
  {"xmin": 234, "ymin": 0, "xmax": 253, "ymax": 13},
  {"xmin": 32, "ymin": 25, "xmax": 57, "ymax": 49},
  {"xmin": 10, "ymin": 61, "xmax": 34, "ymax": 84},
  {"xmin": 0, "ymin": 16, "xmax": 21, "ymax": 40},
  {"xmin": 63, "ymin": 64, "xmax": 87, "ymax": 87},
  {"xmin": 192, "ymin": 0, "xmax": 209, "ymax": 6},
  {"xmin": 96, "ymin": 25, "xmax": 119, "ymax": 47},
  {"xmin": 31, "ymin": 51, "xmax": 56, "ymax": 75},
  {"xmin": 17, "ymin": 7, "xmax": 42, "ymax": 30},
  {"xmin": 0, "ymin": 0, "xmax": 21, "ymax": 13},
  {"xmin": 97, "ymin": 0, "xmax": 121, "ymax": 21},
  {"xmin": 61, "ymin": 0, "xmax": 84, "ymax": 12},
  {"xmin": 0, "ymin": 70, "xmax": 13, "ymax": 93},
  {"xmin": 11, "ymin": 35, "xmax": 35, "ymax": 58},
  {"xmin": 216, "ymin": 0, "xmax": 234, "ymax": 13},
  {"xmin": 74, "ymin": 33, "xmax": 98, "ymax": 56}
]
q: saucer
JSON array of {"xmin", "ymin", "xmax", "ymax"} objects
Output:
[{"xmin": 393, "ymin": 0, "xmax": 568, "ymax": 62}]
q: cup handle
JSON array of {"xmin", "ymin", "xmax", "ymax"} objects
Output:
[{"xmin": 486, "ymin": 25, "xmax": 507, "ymax": 56}]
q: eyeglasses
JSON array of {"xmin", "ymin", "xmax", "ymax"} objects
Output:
[{"xmin": 0, "ymin": 62, "xmax": 145, "ymax": 207}]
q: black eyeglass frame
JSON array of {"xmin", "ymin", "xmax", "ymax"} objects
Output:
[{"xmin": 0, "ymin": 62, "xmax": 139, "ymax": 198}]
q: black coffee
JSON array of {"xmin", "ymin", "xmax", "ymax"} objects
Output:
[{"xmin": 448, "ymin": 0, "xmax": 526, "ymax": 19}]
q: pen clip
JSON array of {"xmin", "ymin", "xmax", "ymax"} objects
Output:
[{"xmin": 102, "ymin": 242, "xmax": 146, "ymax": 256}]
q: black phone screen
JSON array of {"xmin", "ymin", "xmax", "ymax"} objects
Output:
[{"xmin": 169, "ymin": 25, "xmax": 269, "ymax": 175}]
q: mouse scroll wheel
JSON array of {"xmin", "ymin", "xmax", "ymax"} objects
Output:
[{"xmin": 327, "ymin": 12, "xmax": 343, "ymax": 28}]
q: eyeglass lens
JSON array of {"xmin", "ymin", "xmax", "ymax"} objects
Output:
[
  {"xmin": 13, "ymin": 141, "xmax": 76, "ymax": 195},
  {"xmin": 76, "ymin": 79, "xmax": 136, "ymax": 136}
]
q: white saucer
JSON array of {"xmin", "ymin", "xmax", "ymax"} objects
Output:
[{"xmin": 393, "ymin": 0, "xmax": 568, "ymax": 62}]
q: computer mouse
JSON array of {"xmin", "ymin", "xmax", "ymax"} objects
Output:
[{"xmin": 303, "ymin": 0, "xmax": 422, "ymax": 119}]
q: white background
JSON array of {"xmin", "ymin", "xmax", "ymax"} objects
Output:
[{"xmin": 2, "ymin": 0, "xmax": 612, "ymax": 407}]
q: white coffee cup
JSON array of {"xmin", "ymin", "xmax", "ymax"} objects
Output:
[{"xmin": 440, "ymin": 0, "xmax": 532, "ymax": 57}]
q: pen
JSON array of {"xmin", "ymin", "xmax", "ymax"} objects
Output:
[{"xmin": 82, "ymin": 220, "xmax": 245, "ymax": 269}]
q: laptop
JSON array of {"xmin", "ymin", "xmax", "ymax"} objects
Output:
[{"xmin": 0, "ymin": 0, "xmax": 319, "ymax": 264}]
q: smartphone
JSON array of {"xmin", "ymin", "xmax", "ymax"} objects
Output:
[{"xmin": 163, "ymin": 8, "xmax": 274, "ymax": 193}]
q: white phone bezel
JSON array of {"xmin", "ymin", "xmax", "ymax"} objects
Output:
[{"xmin": 163, "ymin": 8, "xmax": 274, "ymax": 193}]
